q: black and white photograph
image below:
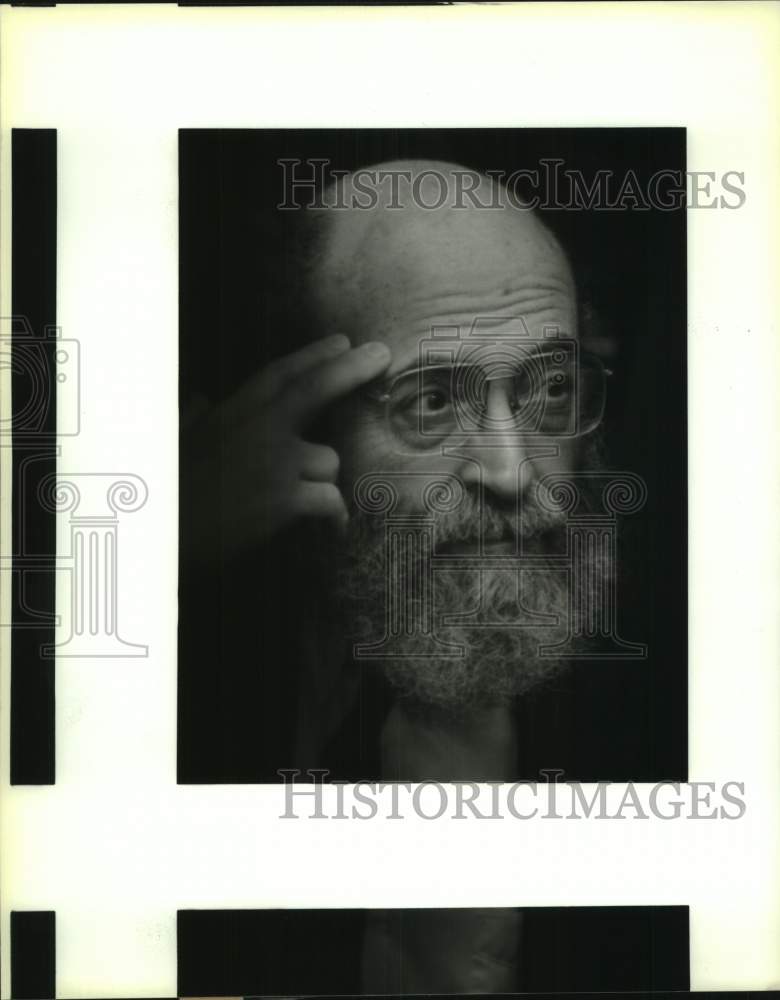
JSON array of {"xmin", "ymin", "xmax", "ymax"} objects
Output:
[
  {"xmin": 173, "ymin": 127, "xmax": 692, "ymax": 995},
  {"xmin": 178, "ymin": 905, "xmax": 690, "ymax": 996},
  {"xmin": 178, "ymin": 128, "xmax": 688, "ymax": 785},
  {"xmin": 1, "ymin": 4, "xmax": 778, "ymax": 999}
]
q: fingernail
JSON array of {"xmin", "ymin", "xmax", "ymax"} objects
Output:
[
  {"xmin": 361, "ymin": 341, "xmax": 390, "ymax": 359},
  {"xmin": 326, "ymin": 333, "xmax": 350, "ymax": 350}
]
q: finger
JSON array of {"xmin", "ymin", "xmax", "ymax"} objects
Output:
[
  {"xmin": 299, "ymin": 443, "xmax": 340, "ymax": 483},
  {"xmin": 225, "ymin": 334, "xmax": 351, "ymax": 425},
  {"xmin": 258, "ymin": 333, "xmax": 352, "ymax": 397},
  {"xmin": 284, "ymin": 341, "xmax": 392, "ymax": 425},
  {"xmin": 293, "ymin": 481, "xmax": 349, "ymax": 528}
]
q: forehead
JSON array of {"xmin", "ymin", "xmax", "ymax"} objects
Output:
[
  {"xmin": 408, "ymin": 329, "xmax": 576, "ymax": 368},
  {"xmin": 377, "ymin": 281, "xmax": 578, "ymax": 381},
  {"xmin": 312, "ymin": 200, "xmax": 577, "ymax": 375}
]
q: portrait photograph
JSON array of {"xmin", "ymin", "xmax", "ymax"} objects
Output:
[
  {"xmin": 1, "ymin": 5, "xmax": 777, "ymax": 999},
  {"xmin": 174, "ymin": 128, "xmax": 692, "ymax": 994},
  {"xmin": 178, "ymin": 127, "xmax": 688, "ymax": 786}
]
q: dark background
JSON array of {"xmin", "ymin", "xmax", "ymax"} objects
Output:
[
  {"xmin": 178, "ymin": 128, "xmax": 687, "ymax": 783},
  {"xmin": 178, "ymin": 906, "xmax": 690, "ymax": 996},
  {"xmin": 11, "ymin": 130, "xmax": 57, "ymax": 786}
]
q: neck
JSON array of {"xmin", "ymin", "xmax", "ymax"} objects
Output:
[{"xmin": 379, "ymin": 700, "xmax": 517, "ymax": 781}]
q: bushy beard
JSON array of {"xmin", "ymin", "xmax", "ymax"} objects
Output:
[{"xmin": 328, "ymin": 455, "xmax": 612, "ymax": 714}]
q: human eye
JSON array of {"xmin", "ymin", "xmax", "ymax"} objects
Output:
[
  {"xmin": 393, "ymin": 370, "xmax": 453, "ymax": 418},
  {"xmin": 418, "ymin": 385, "xmax": 450, "ymax": 413},
  {"xmin": 544, "ymin": 370, "xmax": 574, "ymax": 406},
  {"xmin": 512, "ymin": 364, "xmax": 572, "ymax": 409}
]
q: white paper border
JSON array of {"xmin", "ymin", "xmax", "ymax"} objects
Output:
[{"xmin": 1, "ymin": 3, "xmax": 778, "ymax": 996}]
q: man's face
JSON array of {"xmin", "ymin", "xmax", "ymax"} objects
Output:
[
  {"xmin": 315, "ymin": 175, "xmax": 583, "ymax": 511},
  {"xmin": 313, "ymin": 172, "xmax": 608, "ymax": 711}
]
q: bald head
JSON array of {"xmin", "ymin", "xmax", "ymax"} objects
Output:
[{"xmin": 295, "ymin": 160, "xmax": 576, "ymax": 373}]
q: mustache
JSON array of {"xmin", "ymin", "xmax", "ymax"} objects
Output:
[
  {"xmin": 347, "ymin": 485, "xmax": 568, "ymax": 552},
  {"xmin": 338, "ymin": 426, "xmax": 608, "ymax": 553},
  {"xmin": 434, "ymin": 490, "xmax": 565, "ymax": 548},
  {"xmin": 332, "ymin": 489, "xmax": 580, "ymax": 712}
]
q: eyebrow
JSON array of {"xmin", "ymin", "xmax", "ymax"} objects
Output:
[
  {"xmin": 386, "ymin": 349, "xmax": 572, "ymax": 381},
  {"xmin": 383, "ymin": 353, "xmax": 425, "ymax": 381}
]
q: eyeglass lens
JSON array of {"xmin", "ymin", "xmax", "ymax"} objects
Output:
[{"xmin": 387, "ymin": 354, "xmax": 605, "ymax": 449}]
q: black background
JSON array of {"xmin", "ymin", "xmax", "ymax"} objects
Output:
[
  {"xmin": 178, "ymin": 906, "xmax": 690, "ymax": 996},
  {"xmin": 11, "ymin": 130, "xmax": 57, "ymax": 786},
  {"xmin": 178, "ymin": 128, "xmax": 687, "ymax": 783}
]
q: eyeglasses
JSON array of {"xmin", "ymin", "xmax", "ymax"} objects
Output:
[{"xmin": 364, "ymin": 346, "xmax": 612, "ymax": 452}]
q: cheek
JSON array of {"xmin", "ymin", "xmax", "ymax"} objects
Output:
[
  {"xmin": 335, "ymin": 416, "xmax": 457, "ymax": 515},
  {"xmin": 334, "ymin": 413, "xmax": 401, "ymax": 494},
  {"xmin": 533, "ymin": 439, "xmax": 581, "ymax": 479}
]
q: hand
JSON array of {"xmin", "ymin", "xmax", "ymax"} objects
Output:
[{"xmin": 182, "ymin": 334, "xmax": 392, "ymax": 564}]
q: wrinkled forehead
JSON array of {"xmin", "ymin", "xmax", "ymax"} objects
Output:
[
  {"xmin": 310, "ymin": 195, "xmax": 577, "ymax": 371},
  {"xmin": 409, "ymin": 324, "xmax": 578, "ymax": 372},
  {"xmin": 363, "ymin": 260, "xmax": 577, "ymax": 380}
]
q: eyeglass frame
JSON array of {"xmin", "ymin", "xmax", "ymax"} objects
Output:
[{"xmin": 361, "ymin": 346, "xmax": 613, "ymax": 451}]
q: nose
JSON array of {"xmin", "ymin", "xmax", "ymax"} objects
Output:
[{"xmin": 454, "ymin": 378, "xmax": 552, "ymax": 504}]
